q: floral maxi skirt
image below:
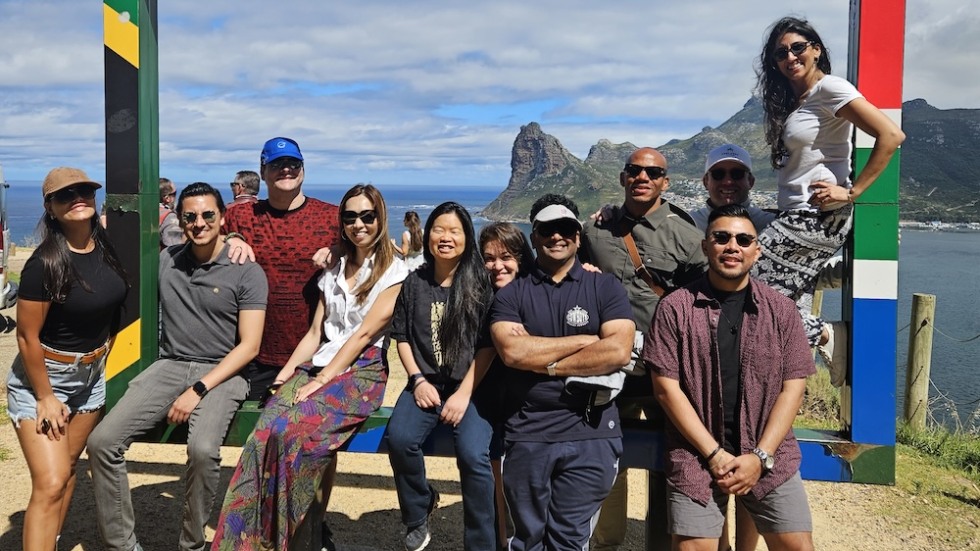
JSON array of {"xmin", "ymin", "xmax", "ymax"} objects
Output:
[{"xmin": 212, "ymin": 347, "xmax": 387, "ymax": 551}]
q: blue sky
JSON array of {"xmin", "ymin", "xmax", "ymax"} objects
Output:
[{"xmin": 0, "ymin": 0, "xmax": 974, "ymax": 189}]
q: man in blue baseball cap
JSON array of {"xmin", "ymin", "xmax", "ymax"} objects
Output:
[{"xmin": 222, "ymin": 137, "xmax": 342, "ymax": 549}]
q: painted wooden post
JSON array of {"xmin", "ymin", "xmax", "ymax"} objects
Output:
[
  {"xmin": 904, "ymin": 293, "xmax": 936, "ymax": 430},
  {"xmin": 843, "ymin": 0, "xmax": 904, "ymax": 483},
  {"xmin": 103, "ymin": 0, "xmax": 160, "ymax": 408}
]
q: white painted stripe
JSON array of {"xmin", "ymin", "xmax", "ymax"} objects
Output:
[
  {"xmin": 852, "ymin": 259, "xmax": 898, "ymax": 300},
  {"xmin": 855, "ymin": 108, "xmax": 902, "ymax": 149}
]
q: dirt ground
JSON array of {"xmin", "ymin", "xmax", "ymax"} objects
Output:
[{"xmin": 0, "ymin": 248, "xmax": 948, "ymax": 550}]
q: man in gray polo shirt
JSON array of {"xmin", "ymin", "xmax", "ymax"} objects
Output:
[{"xmin": 88, "ymin": 183, "xmax": 268, "ymax": 551}]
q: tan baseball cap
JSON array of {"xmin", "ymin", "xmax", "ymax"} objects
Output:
[{"xmin": 42, "ymin": 167, "xmax": 102, "ymax": 198}]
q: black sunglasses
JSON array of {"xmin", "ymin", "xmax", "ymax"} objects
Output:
[
  {"xmin": 709, "ymin": 168, "xmax": 749, "ymax": 181},
  {"xmin": 772, "ymin": 41, "xmax": 813, "ymax": 61},
  {"xmin": 535, "ymin": 220, "xmax": 579, "ymax": 238},
  {"xmin": 341, "ymin": 209, "xmax": 377, "ymax": 225},
  {"xmin": 180, "ymin": 210, "xmax": 218, "ymax": 224},
  {"xmin": 267, "ymin": 158, "xmax": 303, "ymax": 172},
  {"xmin": 710, "ymin": 231, "xmax": 756, "ymax": 247},
  {"xmin": 624, "ymin": 164, "xmax": 667, "ymax": 179},
  {"xmin": 48, "ymin": 185, "xmax": 97, "ymax": 204}
]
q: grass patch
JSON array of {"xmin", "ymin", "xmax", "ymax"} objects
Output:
[
  {"xmin": 796, "ymin": 366, "xmax": 843, "ymax": 431},
  {"xmin": 9, "ymin": 271, "xmax": 19, "ymax": 285},
  {"xmin": 898, "ymin": 421, "xmax": 980, "ymax": 482},
  {"xmin": 888, "ymin": 443, "xmax": 980, "ymax": 549}
]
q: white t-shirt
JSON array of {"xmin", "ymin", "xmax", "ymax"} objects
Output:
[
  {"xmin": 777, "ymin": 74, "xmax": 863, "ymax": 211},
  {"xmin": 311, "ymin": 254, "xmax": 408, "ymax": 369}
]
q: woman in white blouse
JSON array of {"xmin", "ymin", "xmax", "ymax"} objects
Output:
[{"xmin": 212, "ymin": 183, "xmax": 408, "ymax": 551}]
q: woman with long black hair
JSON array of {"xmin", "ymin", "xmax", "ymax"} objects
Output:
[
  {"xmin": 6, "ymin": 167, "xmax": 127, "ymax": 551},
  {"xmin": 754, "ymin": 16, "xmax": 904, "ymax": 382},
  {"xmin": 387, "ymin": 202, "xmax": 496, "ymax": 551}
]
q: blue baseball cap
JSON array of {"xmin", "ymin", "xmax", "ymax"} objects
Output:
[{"xmin": 261, "ymin": 137, "xmax": 304, "ymax": 165}]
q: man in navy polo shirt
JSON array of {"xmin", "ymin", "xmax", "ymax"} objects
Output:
[{"xmin": 490, "ymin": 195, "xmax": 635, "ymax": 550}]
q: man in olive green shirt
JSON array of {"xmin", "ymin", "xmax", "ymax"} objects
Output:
[{"xmin": 579, "ymin": 147, "xmax": 707, "ymax": 550}]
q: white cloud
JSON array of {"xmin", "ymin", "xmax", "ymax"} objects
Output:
[{"xmin": 0, "ymin": 0, "xmax": 974, "ymax": 186}]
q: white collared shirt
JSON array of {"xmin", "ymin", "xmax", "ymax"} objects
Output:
[{"xmin": 311, "ymin": 254, "xmax": 408, "ymax": 368}]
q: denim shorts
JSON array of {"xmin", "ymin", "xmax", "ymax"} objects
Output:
[{"xmin": 5, "ymin": 346, "xmax": 107, "ymax": 428}]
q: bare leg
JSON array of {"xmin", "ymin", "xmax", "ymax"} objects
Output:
[
  {"xmin": 733, "ymin": 499, "xmax": 759, "ymax": 551},
  {"xmin": 15, "ymin": 410, "xmax": 100, "ymax": 551},
  {"xmin": 675, "ymin": 534, "xmax": 722, "ymax": 551},
  {"xmin": 55, "ymin": 411, "xmax": 102, "ymax": 538},
  {"xmin": 760, "ymin": 530, "xmax": 814, "ymax": 551}
]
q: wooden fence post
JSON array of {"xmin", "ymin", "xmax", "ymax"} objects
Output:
[{"xmin": 904, "ymin": 293, "xmax": 936, "ymax": 430}]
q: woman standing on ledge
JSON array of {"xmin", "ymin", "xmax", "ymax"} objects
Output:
[
  {"xmin": 6, "ymin": 167, "xmax": 127, "ymax": 551},
  {"xmin": 754, "ymin": 16, "xmax": 904, "ymax": 383}
]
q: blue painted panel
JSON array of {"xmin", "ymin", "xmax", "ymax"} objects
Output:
[
  {"xmin": 799, "ymin": 441, "xmax": 852, "ymax": 482},
  {"xmin": 850, "ymin": 298, "xmax": 898, "ymax": 445}
]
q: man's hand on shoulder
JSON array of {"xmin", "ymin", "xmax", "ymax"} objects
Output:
[{"xmin": 225, "ymin": 236, "xmax": 256, "ymax": 264}]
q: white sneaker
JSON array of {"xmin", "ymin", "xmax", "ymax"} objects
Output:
[{"xmin": 818, "ymin": 321, "xmax": 848, "ymax": 387}]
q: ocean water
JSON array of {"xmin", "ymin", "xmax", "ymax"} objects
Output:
[{"xmin": 4, "ymin": 181, "xmax": 978, "ymax": 427}]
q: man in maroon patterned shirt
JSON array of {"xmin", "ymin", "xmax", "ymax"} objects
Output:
[
  {"xmin": 644, "ymin": 204, "xmax": 815, "ymax": 551},
  {"xmin": 224, "ymin": 138, "xmax": 340, "ymax": 397},
  {"xmin": 223, "ymin": 137, "xmax": 342, "ymax": 550}
]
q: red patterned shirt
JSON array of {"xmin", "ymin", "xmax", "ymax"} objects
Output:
[
  {"xmin": 643, "ymin": 277, "xmax": 815, "ymax": 505},
  {"xmin": 224, "ymin": 197, "xmax": 340, "ymax": 367}
]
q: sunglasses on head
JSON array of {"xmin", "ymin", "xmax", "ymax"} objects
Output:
[
  {"xmin": 624, "ymin": 163, "xmax": 667, "ymax": 179},
  {"xmin": 180, "ymin": 210, "xmax": 218, "ymax": 224},
  {"xmin": 710, "ymin": 230, "xmax": 756, "ymax": 247},
  {"xmin": 267, "ymin": 158, "xmax": 303, "ymax": 172},
  {"xmin": 341, "ymin": 209, "xmax": 377, "ymax": 225},
  {"xmin": 47, "ymin": 184, "xmax": 97, "ymax": 204},
  {"xmin": 535, "ymin": 220, "xmax": 579, "ymax": 238},
  {"xmin": 709, "ymin": 167, "xmax": 749, "ymax": 181},
  {"xmin": 772, "ymin": 41, "xmax": 813, "ymax": 61}
]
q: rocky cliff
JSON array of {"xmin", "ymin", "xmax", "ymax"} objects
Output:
[{"xmin": 482, "ymin": 98, "xmax": 980, "ymax": 223}]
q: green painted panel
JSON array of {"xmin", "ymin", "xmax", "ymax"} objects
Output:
[
  {"xmin": 850, "ymin": 445, "xmax": 896, "ymax": 485},
  {"xmin": 105, "ymin": 0, "xmax": 140, "ymax": 26},
  {"xmin": 853, "ymin": 204, "xmax": 899, "ymax": 260},
  {"xmin": 854, "ymin": 148, "xmax": 901, "ymax": 205}
]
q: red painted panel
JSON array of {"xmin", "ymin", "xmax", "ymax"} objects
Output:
[{"xmin": 856, "ymin": 0, "xmax": 905, "ymax": 108}]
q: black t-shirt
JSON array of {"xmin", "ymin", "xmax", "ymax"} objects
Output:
[
  {"xmin": 391, "ymin": 269, "xmax": 476, "ymax": 382},
  {"xmin": 713, "ymin": 285, "xmax": 747, "ymax": 454},
  {"xmin": 19, "ymin": 244, "xmax": 127, "ymax": 352}
]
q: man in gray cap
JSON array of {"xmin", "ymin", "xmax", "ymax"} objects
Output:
[{"xmin": 689, "ymin": 144, "xmax": 776, "ymax": 232}]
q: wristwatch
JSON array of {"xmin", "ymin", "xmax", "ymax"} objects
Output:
[
  {"xmin": 546, "ymin": 361, "xmax": 558, "ymax": 377},
  {"xmin": 192, "ymin": 381, "xmax": 209, "ymax": 398},
  {"xmin": 752, "ymin": 447, "xmax": 775, "ymax": 472}
]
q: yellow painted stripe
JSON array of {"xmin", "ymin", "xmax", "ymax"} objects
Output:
[
  {"xmin": 103, "ymin": 4, "xmax": 139, "ymax": 69},
  {"xmin": 106, "ymin": 319, "xmax": 141, "ymax": 380}
]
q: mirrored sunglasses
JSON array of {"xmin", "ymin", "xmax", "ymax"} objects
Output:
[{"xmin": 180, "ymin": 210, "xmax": 218, "ymax": 224}]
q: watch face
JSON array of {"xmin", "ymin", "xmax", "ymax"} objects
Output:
[
  {"xmin": 764, "ymin": 455, "xmax": 775, "ymax": 470},
  {"xmin": 193, "ymin": 381, "xmax": 208, "ymax": 396}
]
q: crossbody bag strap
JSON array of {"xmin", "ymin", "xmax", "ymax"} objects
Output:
[{"xmin": 620, "ymin": 222, "xmax": 667, "ymax": 298}]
